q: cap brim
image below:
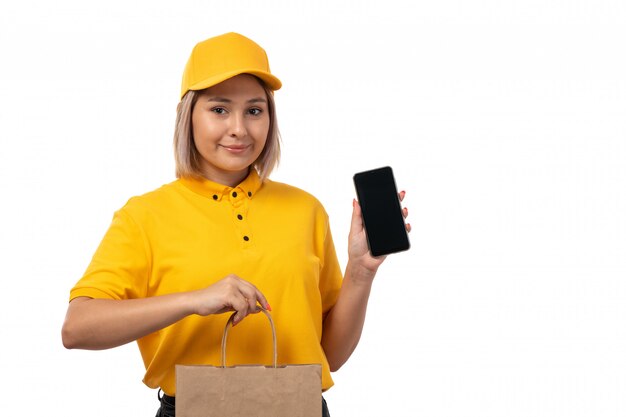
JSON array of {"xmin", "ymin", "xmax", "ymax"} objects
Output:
[{"xmin": 186, "ymin": 69, "xmax": 282, "ymax": 98}]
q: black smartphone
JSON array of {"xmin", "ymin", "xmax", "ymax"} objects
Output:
[{"xmin": 353, "ymin": 166, "xmax": 410, "ymax": 257}]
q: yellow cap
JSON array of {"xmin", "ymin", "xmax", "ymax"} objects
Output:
[{"xmin": 180, "ymin": 32, "xmax": 282, "ymax": 100}]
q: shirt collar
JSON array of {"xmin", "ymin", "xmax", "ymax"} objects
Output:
[{"xmin": 179, "ymin": 169, "xmax": 263, "ymax": 201}]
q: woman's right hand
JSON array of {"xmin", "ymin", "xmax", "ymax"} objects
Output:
[
  {"xmin": 190, "ymin": 274, "xmax": 271, "ymax": 326},
  {"xmin": 62, "ymin": 274, "xmax": 270, "ymax": 350}
]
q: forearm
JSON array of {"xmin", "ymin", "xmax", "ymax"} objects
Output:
[
  {"xmin": 62, "ymin": 293, "xmax": 195, "ymax": 350},
  {"xmin": 62, "ymin": 274, "xmax": 268, "ymax": 350},
  {"xmin": 321, "ymin": 260, "xmax": 376, "ymax": 371}
]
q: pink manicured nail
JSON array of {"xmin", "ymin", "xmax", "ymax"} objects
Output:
[{"xmin": 266, "ymin": 303, "xmax": 272, "ymax": 311}]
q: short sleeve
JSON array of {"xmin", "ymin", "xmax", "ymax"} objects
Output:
[
  {"xmin": 318, "ymin": 218, "xmax": 343, "ymax": 317},
  {"xmin": 70, "ymin": 207, "xmax": 151, "ymax": 301}
]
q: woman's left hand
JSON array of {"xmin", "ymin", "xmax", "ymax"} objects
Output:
[{"xmin": 348, "ymin": 190, "xmax": 411, "ymax": 275}]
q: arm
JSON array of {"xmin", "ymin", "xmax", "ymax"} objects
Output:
[
  {"xmin": 321, "ymin": 194, "xmax": 410, "ymax": 371},
  {"xmin": 62, "ymin": 274, "xmax": 270, "ymax": 350},
  {"xmin": 320, "ymin": 259, "xmax": 375, "ymax": 372}
]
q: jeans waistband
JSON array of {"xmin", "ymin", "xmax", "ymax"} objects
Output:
[{"xmin": 162, "ymin": 394, "xmax": 175, "ymax": 405}]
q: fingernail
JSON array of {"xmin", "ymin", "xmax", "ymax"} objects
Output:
[
  {"xmin": 352, "ymin": 199, "xmax": 356, "ymax": 208},
  {"xmin": 266, "ymin": 303, "xmax": 272, "ymax": 311}
]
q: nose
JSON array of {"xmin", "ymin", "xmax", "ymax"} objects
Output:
[{"xmin": 228, "ymin": 113, "xmax": 247, "ymax": 138}]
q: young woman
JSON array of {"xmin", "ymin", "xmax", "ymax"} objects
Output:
[{"xmin": 62, "ymin": 32, "xmax": 410, "ymax": 417}]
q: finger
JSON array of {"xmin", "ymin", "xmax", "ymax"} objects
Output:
[
  {"xmin": 241, "ymin": 296, "xmax": 256, "ymax": 315},
  {"xmin": 350, "ymin": 199, "xmax": 364, "ymax": 232},
  {"xmin": 250, "ymin": 304, "xmax": 263, "ymax": 314},
  {"xmin": 246, "ymin": 295, "xmax": 260, "ymax": 315},
  {"xmin": 254, "ymin": 289, "xmax": 271, "ymax": 312},
  {"xmin": 406, "ymin": 223, "xmax": 412, "ymax": 233},
  {"xmin": 232, "ymin": 300, "xmax": 265, "ymax": 325},
  {"xmin": 402, "ymin": 207, "xmax": 408, "ymax": 219},
  {"xmin": 231, "ymin": 297, "xmax": 250, "ymax": 326},
  {"xmin": 398, "ymin": 190, "xmax": 406, "ymax": 202},
  {"xmin": 233, "ymin": 284, "xmax": 268, "ymax": 324},
  {"xmin": 237, "ymin": 280, "xmax": 271, "ymax": 312}
]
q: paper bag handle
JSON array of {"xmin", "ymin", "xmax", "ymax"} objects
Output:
[{"xmin": 221, "ymin": 309, "xmax": 278, "ymax": 368}]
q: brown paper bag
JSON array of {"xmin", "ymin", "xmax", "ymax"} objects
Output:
[{"xmin": 176, "ymin": 310, "xmax": 322, "ymax": 417}]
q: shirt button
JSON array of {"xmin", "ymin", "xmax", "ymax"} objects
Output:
[
  {"xmin": 237, "ymin": 214, "xmax": 243, "ymax": 220},
  {"xmin": 248, "ymin": 191, "xmax": 252, "ymax": 197},
  {"xmin": 243, "ymin": 236, "xmax": 250, "ymax": 241},
  {"xmin": 232, "ymin": 191, "xmax": 238, "ymax": 198},
  {"xmin": 212, "ymin": 195, "xmax": 218, "ymax": 200}
]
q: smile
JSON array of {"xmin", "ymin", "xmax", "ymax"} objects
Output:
[{"xmin": 220, "ymin": 144, "xmax": 251, "ymax": 154}]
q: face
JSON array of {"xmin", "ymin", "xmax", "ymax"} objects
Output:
[{"xmin": 191, "ymin": 74, "xmax": 270, "ymax": 186}]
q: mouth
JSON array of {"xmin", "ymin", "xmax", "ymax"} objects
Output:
[{"xmin": 220, "ymin": 144, "xmax": 251, "ymax": 154}]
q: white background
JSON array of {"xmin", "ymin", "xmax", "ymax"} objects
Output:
[{"xmin": 1, "ymin": 0, "xmax": 625, "ymax": 416}]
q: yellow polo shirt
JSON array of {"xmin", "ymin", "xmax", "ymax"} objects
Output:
[{"xmin": 70, "ymin": 170, "xmax": 343, "ymax": 394}]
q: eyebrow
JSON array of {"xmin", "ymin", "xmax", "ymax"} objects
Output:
[{"xmin": 204, "ymin": 96, "xmax": 267, "ymax": 104}]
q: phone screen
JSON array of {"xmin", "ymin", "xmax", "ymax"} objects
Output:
[{"xmin": 353, "ymin": 166, "xmax": 410, "ymax": 257}]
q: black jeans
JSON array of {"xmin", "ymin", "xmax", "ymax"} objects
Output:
[{"xmin": 156, "ymin": 390, "xmax": 331, "ymax": 417}]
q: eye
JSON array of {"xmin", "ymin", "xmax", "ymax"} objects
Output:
[
  {"xmin": 211, "ymin": 107, "xmax": 227, "ymax": 115},
  {"xmin": 248, "ymin": 108, "xmax": 263, "ymax": 116}
]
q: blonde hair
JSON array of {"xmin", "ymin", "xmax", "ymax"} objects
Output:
[{"xmin": 173, "ymin": 81, "xmax": 281, "ymax": 181}]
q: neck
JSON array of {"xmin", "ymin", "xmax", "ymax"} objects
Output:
[{"xmin": 201, "ymin": 167, "xmax": 250, "ymax": 187}]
